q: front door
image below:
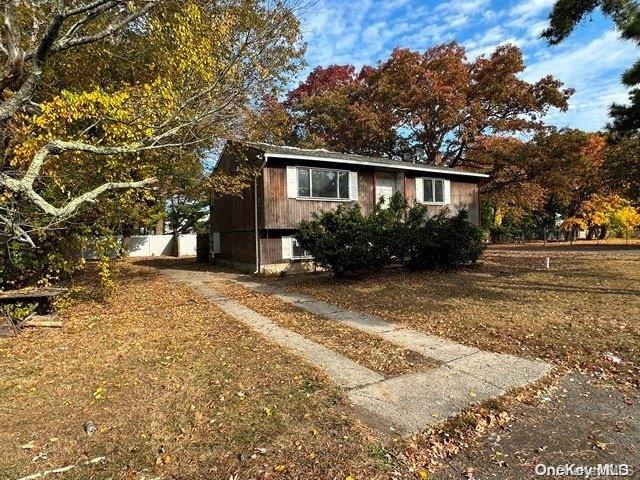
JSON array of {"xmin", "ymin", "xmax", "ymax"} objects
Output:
[{"xmin": 375, "ymin": 172, "xmax": 397, "ymax": 208}]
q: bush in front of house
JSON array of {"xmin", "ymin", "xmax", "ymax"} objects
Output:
[
  {"xmin": 404, "ymin": 209, "xmax": 486, "ymax": 270},
  {"xmin": 297, "ymin": 204, "xmax": 379, "ymax": 276},
  {"xmin": 368, "ymin": 193, "xmax": 409, "ymax": 268},
  {"xmin": 296, "ymin": 193, "xmax": 486, "ymax": 276}
]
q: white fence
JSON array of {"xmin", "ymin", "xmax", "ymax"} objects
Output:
[{"xmin": 83, "ymin": 234, "xmax": 197, "ymax": 259}]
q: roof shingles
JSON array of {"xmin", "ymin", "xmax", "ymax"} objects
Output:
[{"xmin": 242, "ymin": 141, "xmax": 488, "ymax": 179}]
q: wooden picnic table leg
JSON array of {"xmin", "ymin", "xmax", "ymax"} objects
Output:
[{"xmin": 36, "ymin": 298, "xmax": 54, "ymax": 315}]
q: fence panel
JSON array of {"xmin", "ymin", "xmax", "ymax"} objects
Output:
[{"xmin": 82, "ymin": 234, "xmax": 197, "ymax": 259}]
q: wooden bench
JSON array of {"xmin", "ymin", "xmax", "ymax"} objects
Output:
[{"xmin": 0, "ymin": 288, "xmax": 67, "ymax": 330}]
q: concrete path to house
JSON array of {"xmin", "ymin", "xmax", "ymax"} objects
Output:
[{"xmin": 162, "ymin": 268, "xmax": 552, "ymax": 436}]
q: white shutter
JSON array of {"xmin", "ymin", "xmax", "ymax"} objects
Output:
[
  {"xmin": 212, "ymin": 233, "xmax": 221, "ymax": 254},
  {"xmin": 286, "ymin": 166, "xmax": 297, "ymax": 199},
  {"xmin": 415, "ymin": 178, "xmax": 424, "ymax": 204},
  {"xmin": 281, "ymin": 236, "xmax": 292, "ymax": 260},
  {"xmin": 349, "ymin": 171, "xmax": 359, "ymax": 201},
  {"xmin": 444, "ymin": 179, "xmax": 451, "ymax": 204}
]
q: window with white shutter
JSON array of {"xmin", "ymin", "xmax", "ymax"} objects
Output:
[
  {"xmin": 281, "ymin": 236, "xmax": 292, "ymax": 260},
  {"xmin": 281, "ymin": 236, "xmax": 311, "ymax": 260},
  {"xmin": 212, "ymin": 233, "xmax": 221, "ymax": 254},
  {"xmin": 290, "ymin": 166, "xmax": 353, "ymax": 201},
  {"xmin": 286, "ymin": 166, "xmax": 297, "ymax": 198},
  {"xmin": 349, "ymin": 171, "xmax": 358, "ymax": 201},
  {"xmin": 417, "ymin": 177, "xmax": 450, "ymax": 205}
]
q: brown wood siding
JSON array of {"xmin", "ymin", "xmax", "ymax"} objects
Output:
[
  {"xmin": 219, "ymin": 231, "xmax": 256, "ymax": 265},
  {"xmin": 211, "ymin": 147, "xmax": 259, "ymax": 233},
  {"xmin": 211, "ymin": 145, "xmax": 263, "ymax": 265},
  {"xmin": 450, "ymin": 181, "xmax": 480, "ymax": 225},
  {"xmin": 213, "ymin": 182, "xmax": 255, "ymax": 233},
  {"xmin": 358, "ymin": 169, "xmax": 375, "ymax": 215},
  {"xmin": 262, "ymin": 162, "xmax": 376, "ymax": 229},
  {"xmin": 403, "ymin": 172, "xmax": 480, "ymax": 225},
  {"xmin": 404, "ymin": 176, "xmax": 416, "ymax": 204},
  {"xmin": 260, "ymin": 235, "xmax": 282, "ymax": 264}
]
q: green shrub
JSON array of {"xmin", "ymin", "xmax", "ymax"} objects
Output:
[
  {"xmin": 403, "ymin": 209, "xmax": 485, "ymax": 270},
  {"xmin": 297, "ymin": 204, "xmax": 377, "ymax": 277},
  {"xmin": 488, "ymin": 224, "xmax": 514, "ymax": 244},
  {"xmin": 296, "ymin": 194, "xmax": 486, "ymax": 276},
  {"xmin": 368, "ymin": 193, "xmax": 408, "ymax": 268}
]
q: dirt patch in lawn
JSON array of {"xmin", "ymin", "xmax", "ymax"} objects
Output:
[
  {"xmin": 209, "ymin": 280, "xmax": 439, "ymax": 377},
  {"xmin": 0, "ymin": 263, "xmax": 409, "ymax": 480},
  {"xmin": 273, "ymin": 250, "xmax": 640, "ymax": 389}
]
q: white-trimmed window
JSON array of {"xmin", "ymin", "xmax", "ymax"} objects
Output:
[
  {"xmin": 282, "ymin": 236, "xmax": 312, "ymax": 260},
  {"xmin": 287, "ymin": 166, "xmax": 358, "ymax": 201},
  {"xmin": 417, "ymin": 177, "xmax": 450, "ymax": 205},
  {"xmin": 298, "ymin": 167, "xmax": 349, "ymax": 199}
]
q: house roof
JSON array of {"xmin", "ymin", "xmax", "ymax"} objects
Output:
[{"xmin": 243, "ymin": 142, "xmax": 489, "ymax": 179}]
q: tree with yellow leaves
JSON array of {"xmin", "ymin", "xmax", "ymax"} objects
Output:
[
  {"xmin": 0, "ymin": 0, "xmax": 303, "ymax": 285},
  {"xmin": 560, "ymin": 194, "xmax": 640, "ymax": 241}
]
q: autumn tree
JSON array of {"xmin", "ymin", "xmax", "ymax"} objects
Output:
[
  {"xmin": 285, "ymin": 43, "xmax": 572, "ymax": 165},
  {"xmin": 370, "ymin": 44, "xmax": 572, "ymax": 165},
  {"xmin": 605, "ymin": 134, "xmax": 640, "ymax": 202},
  {"xmin": 468, "ymin": 130, "xmax": 613, "ymax": 237},
  {"xmin": 285, "ymin": 65, "xmax": 398, "ymax": 156},
  {"xmin": 0, "ymin": 0, "xmax": 302, "ymax": 286},
  {"xmin": 561, "ymin": 194, "xmax": 640, "ymax": 240}
]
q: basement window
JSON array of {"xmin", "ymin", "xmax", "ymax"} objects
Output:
[{"xmin": 292, "ymin": 237, "xmax": 311, "ymax": 259}]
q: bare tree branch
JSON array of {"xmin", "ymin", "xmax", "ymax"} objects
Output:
[
  {"xmin": 1, "ymin": 138, "xmax": 161, "ymax": 222},
  {"xmin": 0, "ymin": 211, "xmax": 35, "ymax": 247}
]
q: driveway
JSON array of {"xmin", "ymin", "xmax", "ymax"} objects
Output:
[{"xmin": 161, "ymin": 266, "xmax": 551, "ymax": 435}]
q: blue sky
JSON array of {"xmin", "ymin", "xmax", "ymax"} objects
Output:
[{"xmin": 297, "ymin": 0, "xmax": 639, "ymax": 132}]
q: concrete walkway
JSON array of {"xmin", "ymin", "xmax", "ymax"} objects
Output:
[{"xmin": 163, "ymin": 268, "xmax": 552, "ymax": 435}]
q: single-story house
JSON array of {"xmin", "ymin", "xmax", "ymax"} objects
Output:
[{"xmin": 210, "ymin": 141, "xmax": 489, "ymax": 273}]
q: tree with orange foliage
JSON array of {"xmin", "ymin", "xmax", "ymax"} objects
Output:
[{"xmin": 285, "ymin": 43, "xmax": 573, "ymax": 165}]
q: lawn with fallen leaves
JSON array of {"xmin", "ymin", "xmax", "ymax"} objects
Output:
[
  {"xmin": 275, "ymin": 248, "xmax": 640, "ymax": 389},
  {"xmin": 0, "ymin": 263, "xmax": 411, "ymax": 480}
]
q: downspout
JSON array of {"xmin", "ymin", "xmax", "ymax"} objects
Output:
[
  {"xmin": 254, "ymin": 174, "xmax": 260, "ymax": 274},
  {"xmin": 254, "ymin": 156, "xmax": 268, "ymax": 274}
]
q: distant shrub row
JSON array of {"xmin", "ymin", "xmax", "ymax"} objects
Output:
[{"xmin": 296, "ymin": 193, "xmax": 486, "ymax": 276}]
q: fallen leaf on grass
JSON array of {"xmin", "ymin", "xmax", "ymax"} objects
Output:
[{"xmin": 93, "ymin": 387, "xmax": 105, "ymax": 400}]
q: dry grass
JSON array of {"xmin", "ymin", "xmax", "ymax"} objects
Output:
[
  {"xmin": 210, "ymin": 280, "xmax": 439, "ymax": 377},
  {"xmin": 0, "ymin": 263, "xmax": 409, "ymax": 480},
  {"xmin": 275, "ymin": 248, "xmax": 640, "ymax": 389}
]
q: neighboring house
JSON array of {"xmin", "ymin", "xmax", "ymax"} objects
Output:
[{"xmin": 210, "ymin": 141, "xmax": 489, "ymax": 273}]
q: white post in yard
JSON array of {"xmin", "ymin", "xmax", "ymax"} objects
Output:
[{"xmin": 544, "ymin": 257, "xmax": 550, "ymax": 269}]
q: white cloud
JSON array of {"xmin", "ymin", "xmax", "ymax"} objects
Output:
[
  {"xmin": 509, "ymin": 0, "xmax": 555, "ymax": 20},
  {"xmin": 437, "ymin": 0, "xmax": 489, "ymax": 15},
  {"xmin": 527, "ymin": 20, "xmax": 549, "ymax": 38},
  {"xmin": 524, "ymin": 30, "xmax": 638, "ymax": 130}
]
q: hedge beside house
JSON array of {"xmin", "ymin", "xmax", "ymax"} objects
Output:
[{"xmin": 297, "ymin": 193, "xmax": 486, "ymax": 276}]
